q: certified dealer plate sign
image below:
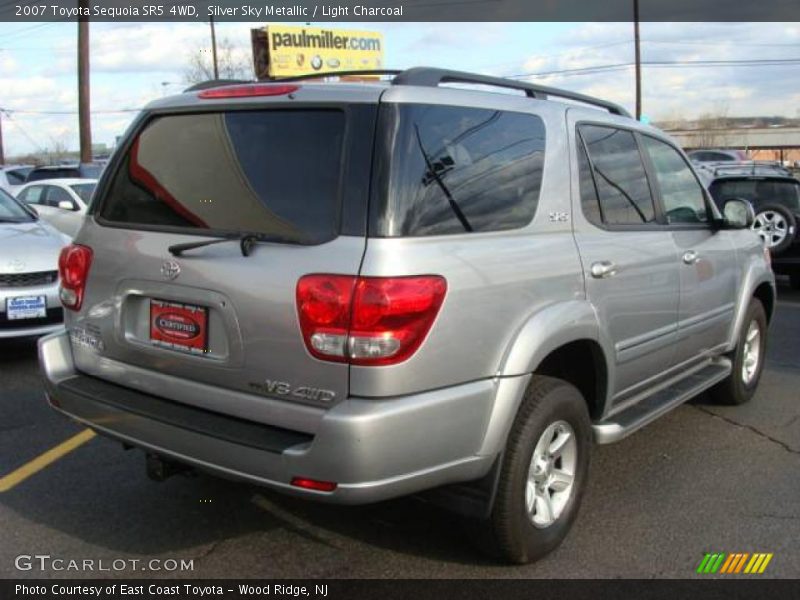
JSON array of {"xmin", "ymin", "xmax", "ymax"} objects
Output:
[{"xmin": 6, "ymin": 296, "xmax": 47, "ymax": 320}]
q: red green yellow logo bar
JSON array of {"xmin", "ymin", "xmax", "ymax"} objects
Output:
[{"xmin": 697, "ymin": 552, "xmax": 773, "ymax": 574}]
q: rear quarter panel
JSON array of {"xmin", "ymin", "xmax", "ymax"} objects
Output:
[{"xmin": 351, "ymin": 89, "xmax": 585, "ymax": 398}]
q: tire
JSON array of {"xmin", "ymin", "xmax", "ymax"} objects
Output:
[
  {"xmin": 709, "ymin": 299, "xmax": 768, "ymax": 406},
  {"xmin": 485, "ymin": 376, "xmax": 591, "ymax": 564},
  {"xmin": 751, "ymin": 204, "xmax": 796, "ymax": 256},
  {"xmin": 790, "ymin": 272, "xmax": 800, "ymax": 291}
]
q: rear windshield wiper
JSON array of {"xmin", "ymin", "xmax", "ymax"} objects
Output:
[{"xmin": 168, "ymin": 232, "xmax": 300, "ymax": 257}]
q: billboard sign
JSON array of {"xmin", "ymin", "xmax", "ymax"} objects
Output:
[{"xmin": 252, "ymin": 25, "xmax": 384, "ymax": 78}]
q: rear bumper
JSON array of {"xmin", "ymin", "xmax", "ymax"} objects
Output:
[{"xmin": 39, "ymin": 330, "xmax": 528, "ymax": 504}]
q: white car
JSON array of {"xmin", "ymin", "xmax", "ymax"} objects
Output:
[
  {"xmin": 0, "ymin": 188, "xmax": 68, "ymax": 339},
  {"xmin": 15, "ymin": 178, "xmax": 97, "ymax": 238}
]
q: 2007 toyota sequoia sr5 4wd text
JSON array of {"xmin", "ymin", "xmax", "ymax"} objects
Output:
[{"xmin": 39, "ymin": 68, "xmax": 775, "ymax": 563}]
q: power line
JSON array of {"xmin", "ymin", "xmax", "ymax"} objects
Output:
[{"xmin": 507, "ymin": 58, "xmax": 800, "ymax": 79}]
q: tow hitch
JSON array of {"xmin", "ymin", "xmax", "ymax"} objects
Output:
[{"xmin": 145, "ymin": 453, "xmax": 193, "ymax": 482}]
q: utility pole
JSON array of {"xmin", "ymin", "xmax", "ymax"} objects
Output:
[
  {"xmin": 78, "ymin": 0, "xmax": 92, "ymax": 164},
  {"xmin": 633, "ymin": 0, "xmax": 642, "ymax": 121},
  {"xmin": 210, "ymin": 16, "xmax": 219, "ymax": 79}
]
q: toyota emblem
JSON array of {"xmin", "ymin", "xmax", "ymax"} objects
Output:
[{"xmin": 160, "ymin": 260, "xmax": 181, "ymax": 280}]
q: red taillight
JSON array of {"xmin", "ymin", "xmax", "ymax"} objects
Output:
[
  {"xmin": 197, "ymin": 84, "xmax": 299, "ymax": 99},
  {"xmin": 290, "ymin": 477, "xmax": 337, "ymax": 492},
  {"xmin": 296, "ymin": 275, "xmax": 447, "ymax": 366},
  {"xmin": 58, "ymin": 244, "xmax": 93, "ymax": 311}
]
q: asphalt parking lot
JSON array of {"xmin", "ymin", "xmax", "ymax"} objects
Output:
[{"xmin": 1, "ymin": 284, "xmax": 798, "ymax": 579}]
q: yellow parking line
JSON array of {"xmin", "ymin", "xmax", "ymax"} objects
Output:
[{"xmin": 0, "ymin": 429, "xmax": 96, "ymax": 493}]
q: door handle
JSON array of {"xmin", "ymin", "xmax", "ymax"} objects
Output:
[
  {"xmin": 682, "ymin": 251, "xmax": 699, "ymax": 265},
  {"xmin": 590, "ymin": 261, "xmax": 617, "ymax": 279}
]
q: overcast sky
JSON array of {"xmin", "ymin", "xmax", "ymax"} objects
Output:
[{"xmin": 0, "ymin": 21, "xmax": 798, "ymax": 157}]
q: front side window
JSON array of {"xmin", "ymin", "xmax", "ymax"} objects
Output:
[
  {"xmin": 48, "ymin": 186, "xmax": 76, "ymax": 210},
  {"xmin": 642, "ymin": 136, "xmax": 709, "ymax": 224},
  {"xmin": 70, "ymin": 183, "xmax": 96, "ymax": 206},
  {"xmin": 372, "ymin": 104, "xmax": 545, "ymax": 236},
  {"xmin": 579, "ymin": 125, "xmax": 656, "ymax": 226}
]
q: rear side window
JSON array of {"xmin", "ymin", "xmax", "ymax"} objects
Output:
[
  {"xmin": 578, "ymin": 125, "xmax": 656, "ymax": 226},
  {"xmin": 372, "ymin": 104, "xmax": 545, "ymax": 236},
  {"xmin": 99, "ymin": 110, "xmax": 346, "ymax": 244}
]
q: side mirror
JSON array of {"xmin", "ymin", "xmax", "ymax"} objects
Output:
[
  {"xmin": 722, "ymin": 198, "xmax": 755, "ymax": 229},
  {"xmin": 58, "ymin": 200, "xmax": 76, "ymax": 211}
]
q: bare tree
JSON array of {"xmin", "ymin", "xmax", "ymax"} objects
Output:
[
  {"xmin": 693, "ymin": 102, "xmax": 731, "ymax": 149},
  {"xmin": 184, "ymin": 38, "xmax": 253, "ymax": 84}
]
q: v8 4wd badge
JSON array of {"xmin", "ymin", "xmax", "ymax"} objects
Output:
[{"xmin": 249, "ymin": 380, "xmax": 336, "ymax": 403}]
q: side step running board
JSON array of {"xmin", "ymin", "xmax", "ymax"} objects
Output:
[{"xmin": 592, "ymin": 358, "xmax": 732, "ymax": 444}]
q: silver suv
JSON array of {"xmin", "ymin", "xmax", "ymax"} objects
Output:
[{"xmin": 39, "ymin": 68, "xmax": 775, "ymax": 564}]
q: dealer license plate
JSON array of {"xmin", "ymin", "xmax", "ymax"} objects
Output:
[
  {"xmin": 6, "ymin": 295, "xmax": 47, "ymax": 320},
  {"xmin": 149, "ymin": 299, "xmax": 208, "ymax": 354}
]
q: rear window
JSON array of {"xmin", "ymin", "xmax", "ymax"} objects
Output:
[
  {"xmin": 99, "ymin": 110, "xmax": 346, "ymax": 244},
  {"xmin": 371, "ymin": 104, "xmax": 545, "ymax": 237},
  {"xmin": 27, "ymin": 168, "xmax": 80, "ymax": 182},
  {"xmin": 709, "ymin": 178, "xmax": 800, "ymax": 211}
]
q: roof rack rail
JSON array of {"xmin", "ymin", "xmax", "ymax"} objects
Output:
[
  {"xmin": 391, "ymin": 67, "xmax": 632, "ymax": 118},
  {"xmin": 269, "ymin": 70, "xmax": 403, "ymax": 82},
  {"xmin": 183, "ymin": 79, "xmax": 253, "ymax": 92}
]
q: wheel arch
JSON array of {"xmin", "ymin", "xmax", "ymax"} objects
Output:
[{"xmin": 479, "ymin": 302, "xmax": 612, "ymax": 458}]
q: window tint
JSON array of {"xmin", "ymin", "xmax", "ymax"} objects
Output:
[
  {"xmin": 0, "ymin": 189, "xmax": 33, "ymax": 222},
  {"xmin": 26, "ymin": 168, "xmax": 81, "ymax": 182},
  {"xmin": 99, "ymin": 110, "xmax": 346, "ymax": 244},
  {"xmin": 709, "ymin": 178, "xmax": 800, "ymax": 211},
  {"xmin": 372, "ymin": 104, "xmax": 545, "ymax": 236},
  {"xmin": 643, "ymin": 136, "xmax": 708, "ymax": 224},
  {"xmin": 5, "ymin": 169, "xmax": 28, "ymax": 184},
  {"xmin": 48, "ymin": 186, "xmax": 76, "ymax": 209},
  {"xmin": 70, "ymin": 183, "xmax": 96, "ymax": 206},
  {"xmin": 579, "ymin": 125, "xmax": 655, "ymax": 225},
  {"xmin": 19, "ymin": 185, "xmax": 44, "ymax": 205},
  {"xmin": 577, "ymin": 137, "xmax": 602, "ymax": 226}
]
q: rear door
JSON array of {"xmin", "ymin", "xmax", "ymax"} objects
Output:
[
  {"xmin": 77, "ymin": 102, "xmax": 376, "ymax": 412},
  {"xmin": 570, "ymin": 118, "xmax": 680, "ymax": 403}
]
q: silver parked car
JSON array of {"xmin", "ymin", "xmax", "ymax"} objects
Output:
[
  {"xmin": 0, "ymin": 188, "xmax": 66, "ymax": 338},
  {"xmin": 39, "ymin": 68, "xmax": 774, "ymax": 564},
  {"xmin": 15, "ymin": 178, "xmax": 98, "ymax": 239}
]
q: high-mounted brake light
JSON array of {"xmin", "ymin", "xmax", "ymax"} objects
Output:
[
  {"xmin": 58, "ymin": 244, "xmax": 93, "ymax": 311},
  {"xmin": 197, "ymin": 84, "xmax": 299, "ymax": 99},
  {"xmin": 290, "ymin": 477, "xmax": 337, "ymax": 492},
  {"xmin": 296, "ymin": 275, "xmax": 447, "ymax": 366}
]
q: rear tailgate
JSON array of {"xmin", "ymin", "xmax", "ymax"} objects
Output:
[{"xmin": 69, "ymin": 89, "xmax": 378, "ymax": 417}]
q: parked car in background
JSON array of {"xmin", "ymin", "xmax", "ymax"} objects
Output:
[
  {"xmin": 700, "ymin": 162, "xmax": 800, "ymax": 288},
  {"xmin": 688, "ymin": 149, "xmax": 749, "ymax": 163},
  {"xmin": 25, "ymin": 163, "xmax": 104, "ymax": 183},
  {"xmin": 0, "ymin": 164, "xmax": 34, "ymax": 196},
  {"xmin": 0, "ymin": 188, "xmax": 67, "ymax": 339},
  {"xmin": 15, "ymin": 179, "xmax": 97, "ymax": 238}
]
